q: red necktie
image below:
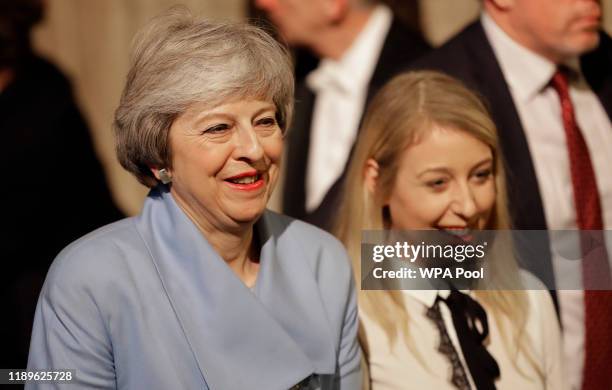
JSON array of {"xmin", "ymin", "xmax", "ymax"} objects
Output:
[{"xmin": 550, "ymin": 69, "xmax": 612, "ymax": 390}]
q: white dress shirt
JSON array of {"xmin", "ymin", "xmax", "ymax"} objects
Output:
[
  {"xmin": 305, "ymin": 5, "xmax": 392, "ymax": 212},
  {"xmin": 361, "ymin": 285, "xmax": 563, "ymax": 389},
  {"xmin": 481, "ymin": 12, "xmax": 612, "ymax": 390}
]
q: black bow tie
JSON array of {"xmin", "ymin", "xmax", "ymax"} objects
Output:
[{"xmin": 439, "ymin": 290, "xmax": 500, "ymax": 390}]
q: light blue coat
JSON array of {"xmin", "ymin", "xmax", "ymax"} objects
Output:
[{"xmin": 27, "ymin": 186, "xmax": 361, "ymax": 389}]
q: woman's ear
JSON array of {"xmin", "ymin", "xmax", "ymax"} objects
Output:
[{"xmin": 363, "ymin": 158, "xmax": 380, "ymax": 195}]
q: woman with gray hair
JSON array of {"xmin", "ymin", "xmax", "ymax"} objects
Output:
[{"xmin": 26, "ymin": 8, "xmax": 361, "ymax": 390}]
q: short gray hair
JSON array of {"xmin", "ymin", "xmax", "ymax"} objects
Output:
[{"xmin": 114, "ymin": 7, "xmax": 294, "ymax": 187}]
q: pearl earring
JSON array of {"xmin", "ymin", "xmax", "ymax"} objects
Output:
[{"xmin": 158, "ymin": 168, "xmax": 172, "ymax": 184}]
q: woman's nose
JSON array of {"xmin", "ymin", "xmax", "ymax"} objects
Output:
[
  {"xmin": 450, "ymin": 183, "xmax": 478, "ymax": 219},
  {"xmin": 234, "ymin": 126, "xmax": 264, "ymax": 162}
]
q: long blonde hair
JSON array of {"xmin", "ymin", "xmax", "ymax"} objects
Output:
[{"xmin": 335, "ymin": 71, "xmax": 540, "ymax": 377}]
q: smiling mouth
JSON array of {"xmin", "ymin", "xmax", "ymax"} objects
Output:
[
  {"xmin": 224, "ymin": 172, "xmax": 266, "ymax": 191},
  {"xmin": 226, "ymin": 174, "xmax": 262, "ymax": 185},
  {"xmin": 438, "ymin": 227, "xmax": 474, "ymax": 242}
]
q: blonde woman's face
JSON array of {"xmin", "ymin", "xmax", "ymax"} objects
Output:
[{"xmin": 386, "ymin": 126, "xmax": 495, "ymax": 238}]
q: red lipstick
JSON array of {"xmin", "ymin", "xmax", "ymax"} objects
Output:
[{"xmin": 224, "ymin": 171, "xmax": 265, "ymax": 191}]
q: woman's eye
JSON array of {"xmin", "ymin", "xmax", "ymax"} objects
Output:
[
  {"xmin": 203, "ymin": 124, "xmax": 230, "ymax": 134},
  {"xmin": 474, "ymin": 169, "xmax": 492, "ymax": 182},
  {"xmin": 256, "ymin": 116, "xmax": 277, "ymax": 127},
  {"xmin": 426, "ymin": 178, "xmax": 448, "ymax": 189}
]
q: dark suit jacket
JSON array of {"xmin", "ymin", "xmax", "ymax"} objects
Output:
[
  {"xmin": 411, "ymin": 20, "xmax": 612, "ymax": 296},
  {"xmin": 283, "ymin": 18, "xmax": 430, "ymax": 231}
]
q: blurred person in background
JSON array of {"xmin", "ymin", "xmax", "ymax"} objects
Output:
[
  {"xmin": 254, "ymin": 0, "xmax": 430, "ymax": 231},
  {"xmin": 413, "ymin": 1, "xmax": 612, "ymax": 389},
  {"xmin": 335, "ymin": 71, "xmax": 563, "ymax": 390},
  {"xmin": 27, "ymin": 8, "xmax": 360, "ymax": 389},
  {"xmin": 0, "ymin": 0, "xmax": 123, "ymax": 368}
]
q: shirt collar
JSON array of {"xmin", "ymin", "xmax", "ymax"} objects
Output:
[
  {"xmin": 404, "ymin": 288, "xmax": 478, "ymax": 308},
  {"xmin": 481, "ymin": 11, "xmax": 559, "ymax": 102},
  {"xmin": 306, "ymin": 4, "xmax": 392, "ymax": 95}
]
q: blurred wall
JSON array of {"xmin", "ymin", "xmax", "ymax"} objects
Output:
[
  {"xmin": 32, "ymin": 0, "xmax": 245, "ymax": 215},
  {"xmin": 32, "ymin": 0, "xmax": 612, "ymax": 215}
]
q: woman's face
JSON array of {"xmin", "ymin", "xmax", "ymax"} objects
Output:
[
  {"xmin": 386, "ymin": 126, "xmax": 496, "ymax": 236},
  {"xmin": 162, "ymin": 99, "xmax": 283, "ymax": 227}
]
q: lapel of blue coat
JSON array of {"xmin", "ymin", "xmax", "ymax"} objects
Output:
[{"xmin": 135, "ymin": 187, "xmax": 336, "ymax": 389}]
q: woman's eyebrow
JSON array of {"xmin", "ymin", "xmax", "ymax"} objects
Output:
[
  {"xmin": 416, "ymin": 167, "xmax": 451, "ymax": 178},
  {"xmin": 252, "ymin": 105, "xmax": 276, "ymax": 118},
  {"xmin": 470, "ymin": 157, "xmax": 494, "ymax": 171},
  {"xmin": 191, "ymin": 112, "xmax": 234, "ymax": 129},
  {"xmin": 191, "ymin": 104, "xmax": 276, "ymax": 128},
  {"xmin": 416, "ymin": 157, "xmax": 493, "ymax": 178}
]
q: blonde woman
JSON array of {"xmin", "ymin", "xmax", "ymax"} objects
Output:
[{"xmin": 335, "ymin": 71, "xmax": 563, "ymax": 389}]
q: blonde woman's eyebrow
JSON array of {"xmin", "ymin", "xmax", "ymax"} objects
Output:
[
  {"xmin": 469, "ymin": 157, "xmax": 494, "ymax": 172},
  {"xmin": 416, "ymin": 157, "xmax": 493, "ymax": 178},
  {"xmin": 416, "ymin": 167, "xmax": 452, "ymax": 178}
]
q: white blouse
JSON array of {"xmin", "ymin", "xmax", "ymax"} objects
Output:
[{"xmin": 360, "ymin": 284, "xmax": 564, "ymax": 390}]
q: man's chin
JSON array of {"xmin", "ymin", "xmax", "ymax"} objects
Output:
[
  {"xmin": 579, "ymin": 36, "xmax": 600, "ymax": 54},
  {"xmin": 562, "ymin": 33, "xmax": 600, "ymax": 57}
]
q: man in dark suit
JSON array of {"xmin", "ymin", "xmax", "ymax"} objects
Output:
[
  {"xmin": 255, "ymin": 0, "xmax": 429, "ymax": 230},
  {"xmin": 413, "ymin": 1, "xmax": 611, "ymax": 389}
]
